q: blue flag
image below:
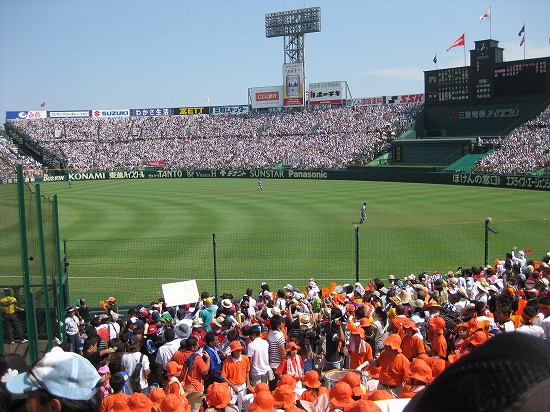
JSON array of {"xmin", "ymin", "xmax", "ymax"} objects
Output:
[
  {"xmin": 518, "ymin": 25, "xmax": 525, "ymax": 36},
  {"xmin": 433, "ymin": 55, "xmax": 437, "ymax": 64}
]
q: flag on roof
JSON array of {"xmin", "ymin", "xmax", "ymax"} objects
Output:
[
  {"xmin": 447, "ymin": 33, "xmax": 465, "ymax": 51},
  {"xmin": 480, "ymin": 9, "xmax": 490, "ymax": 21}
]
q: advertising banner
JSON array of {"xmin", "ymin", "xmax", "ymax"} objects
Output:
[
  {"xmin": 210, "ymin": 105, "xmax": 249, "ymax": 115},
  {"xmin": 92, "ymin": 109, "xmax": 130, "ymax": 118},
  {"xmin": 309, "ymin": 81, "xmax": 344, "ymax": 105},
  {"xmin": 6, "ymin": 111, "xmax": 47, "ymax": 120},
  {"xmin": 172, "ymin": 107, "xmax": 210, "ymax": 115},
  {"xmin": 283, "ymin": 63, "xmax": 305, "ymax": 107},
  {"xmin": 48, "ymin": 110, "xmax": 90, "ymax": 118},
  {"xmin": 250, "ymin": 86, "xmax": 284, "ymax": 108},
  {"xmin": 131, "ymin": 108, "xmax": 171, "ymax": 117},
  {"xmin": 347, "ymin": 94, "xmax": 425, "ymax": 107}
]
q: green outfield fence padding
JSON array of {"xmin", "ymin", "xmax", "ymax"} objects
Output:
[{"xmin": 64, "ymin": 219, "xmax": 549, "ymax": 307}]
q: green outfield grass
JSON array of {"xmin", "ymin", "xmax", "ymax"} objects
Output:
[{"xmin": 33, "ymin": 178, "xmax": 549, "ymax": 304}]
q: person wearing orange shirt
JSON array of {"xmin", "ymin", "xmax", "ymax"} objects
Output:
[
  {"xmin": 426, "ymin": 316, "xmax": 447, "ymax": 359},
  {"xmin": 170, "ymin": 336, "xmax": 210, "ymax": 412},
  {"xmin": 348, "ymin": 325, "xmax": 373, "ymax": 369},
  {"xmin": 369, "ymin": 334, "xmax": 410, "ymax": 398},
  {"xmin": 100, "ymin": 372, "xmax": 130, "ymax": 412},
  {"xmin": 275, "ymin": 342, "xmax": 304, "ymax": 381},
  {"xmin": 388, "ymin": 305, "xmax": 408, "ymax": 339},
  {"xmin": 401, "ymin": 319, "xmax": 426, "ymax": 361},
  {"xmin": 221, "ymin": 340, "xmax": 250, "ymax": 411},
  {"xmin": 400, "ymin": 358, "xmax": 432, "ymax": 398},
  {"xmin": 300, "ymin": 370, "xmax": 328, "ymax": 403}
]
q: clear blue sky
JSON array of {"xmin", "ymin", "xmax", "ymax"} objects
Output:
[{"xmin": 1, "ymin": 0, "xmax": 549, "ymax": 119}]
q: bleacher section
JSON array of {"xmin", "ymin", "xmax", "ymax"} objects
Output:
[{"xmin": 443, "ymin": 153, "xmax": 490, "ymax": 173}]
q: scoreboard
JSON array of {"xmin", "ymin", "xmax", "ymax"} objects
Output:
[
  {"xmin": 425, "ymin": 39, "xmax": 550, "ymax": 105},
  {"xmin": 493, "ymin": 60, "xmax": 548, "ymax": 98}
]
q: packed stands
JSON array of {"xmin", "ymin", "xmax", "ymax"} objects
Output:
[
  {"xmin": 475, "ymin": 104, "xmax": 550, "ymax": 174},
  {"xmin": 0, "ymin": 133, "xmax": 43, "ymax": 179},
  {"xmin": 3, "ymin": 105, "xmax": 421, "ymax": 173}
]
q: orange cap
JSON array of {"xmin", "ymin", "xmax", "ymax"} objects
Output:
[
  {"xmin": 408, "ymin": 358, "xmax": 433, "ymax": 384},
  {"xmin": 249, "ymin": 390, "xmax": 276, "ymax": 412},
  {"xmin": 344, "ymin": 399, "xmax": 383, "ymax": 412},
  {"xmin": 160, "ymin": 394, "xmax": 189, "ymax": 412},
  {"xmin": 329, "ymin": 382, "xmax": 354, "ymax": 408},
  {"xmin": 340, "ymin": 372, "xmax": 363, "ymax": 396},
  {"xmin": 165, "ymin": 361, "xmax": 182, "ymax": 377},
  {"xmin": 302, "ymin": 370, "xmax": 322, "ymax": 388},
  {"xmin": 272, "ymin": 384, "xmax": 296, "ymax": 409},
  {"xmin": 382, "ymin": 333, "xmax": 402, "ymax": 352},
  {"xmin": 127, "ymin": 393, "xmax": 154, "ymax": 412},
  {"xmin": 205, "ymin": 382, "xmax": 232, "ymax": 409},
  {"xmin": 277, "ymin": 374, "xmax": 297, "ymax": 390},
  {"xmin": 230, "ymin": 340, "xmax": 244, "ymax": 352}
]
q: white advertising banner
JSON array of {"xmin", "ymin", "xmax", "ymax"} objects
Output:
[
  {"xmin": 92, "ymin": 109, "xmax": 130, "ymax": 118},
  {"xmin": 309, "ymin": 81, "xmax": 344, "ymax": 105},
  {"xmin": 347, "ymin": 93, "xmax": 425, "ymax": 107},
  {"xmin": 283, "ymin": 63, "xmax": 305, "ymax": 107},
  {"xmin": 250, "ymin": 86, "xmax": 284, "ymax": 108}
]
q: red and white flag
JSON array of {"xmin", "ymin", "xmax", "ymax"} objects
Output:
[
  {"xmin": 480, "ymin": 9, "xmax": 490, "ymax": 21},
  {"xmin": 40, "ymin": 101, "xmax": 46, "ymax": 107},
  {"xmin": 520, "ymin": 36, "xmax": 525, "ymax": 47},
  {"xmin": 447, "ymin": 33, "xmax": 465, "ymax": 51}
]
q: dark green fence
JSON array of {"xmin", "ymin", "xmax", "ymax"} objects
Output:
[{"xmin": 0, "ymin": 165, "xmax": 66, "ymax": 360}]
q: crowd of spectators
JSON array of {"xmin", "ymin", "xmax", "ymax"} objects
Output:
[
  {"xmin": 3, "ymin": 249, "xmax": 550, "ymax": 411},
  {"xmin": 0, "ymin": 134, "xmax": 43, "ymax": 179},
  {"xmin": 475, "ymin": 104, "xmax": 550, "ymax": 174},
  {"xmin": 3, "ymin": 104, "xmax": 422, "ymax": 172}
]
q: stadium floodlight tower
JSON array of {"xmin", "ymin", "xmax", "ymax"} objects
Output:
[
  {"xmin": 265, "ymin": 7, "xmax": 320, "ymax": 108},
  {"xmin": 265, "ymin": 7, "xmax": 321, "ymax": 64}
]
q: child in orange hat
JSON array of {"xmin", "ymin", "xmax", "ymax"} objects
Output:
[
  {"xmin": 300, "ymin": 370, "xmax": 328, "ymax": 403},
  {"xmin": 205, "ymin": 382, "xmax": 238, "ymax": 412},
  {"xmin": 164, "ymin": 361, "xmax": 185, "ymax": 397},
  {"xmin": 348, "ymin": 326, "xmax": 373, "ymax": 370},
  {"xmin": 400, "ymin": 358, "xmax": 433, "ymax": 398},
  {"xmin": 275, "ymin": 342, "xmax": 304, "ymax": 382}
]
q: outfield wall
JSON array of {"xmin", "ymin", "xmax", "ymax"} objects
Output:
[{"xmin": 2, "ymin": 168, "xmax": 549, "ymax": 191}]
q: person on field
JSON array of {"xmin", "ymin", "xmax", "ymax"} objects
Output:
[{"xmin": 359, "ymin": 202, "xmax": 367, "ymax": 224}]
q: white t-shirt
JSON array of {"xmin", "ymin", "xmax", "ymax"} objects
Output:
[
  {"xmin": 247, "ymin": 337, "xmax": 271, "ymax": 375},
  {"xmin": 122, "ymin": 351, "xmax": 150, "ymax": 390},
  {"xmin": 515, "ymin": 324, "xmax": 545, "ymax": 339},
  {"xmin": 155, "ymin": 338, "xmax": 183, "ymax": 369}
]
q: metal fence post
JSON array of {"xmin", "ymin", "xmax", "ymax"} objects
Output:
[
  {"xmin": 16, "ymin": 165, "xmax": 38, "ymax": 363},
  {"xmin": 53, "ymin": 195, "xmax": 66, "ymax": 340},
  {"xmin": 35, "ymin": 184, "xmax": 53, "ymax": 350},
  {"xmin": 213, "ymin": 233, "xmax": 218, "ymax": 298},
  {"xmin": 355, "ymin": 225, "xmax": 360, "ymax": 283}
]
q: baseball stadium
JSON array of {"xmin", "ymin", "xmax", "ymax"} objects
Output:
[{"xmin": 1, "ymin": 4, "xmax": 550, "ymax": 411}]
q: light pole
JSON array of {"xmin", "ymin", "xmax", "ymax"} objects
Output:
[{"xmin": 484, "ymin": 217, "xmax": 497, "ymax": 266}]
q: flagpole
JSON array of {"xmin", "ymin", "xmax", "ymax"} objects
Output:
[
  {"xmin": 463, "ymin": 32, "xmax": 467, "ymax": 67},
  {"xmin": 523, "ymin": 22, "xmax": 526, "ymax": 60},
  {"xmin": 489, "ymin": 6, "xmax": 493, "ymax": 40}
]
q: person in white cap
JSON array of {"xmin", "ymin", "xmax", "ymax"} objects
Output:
[{"xmin": 6, "ymin": 347, "xmax": 102, "ymax": 411}]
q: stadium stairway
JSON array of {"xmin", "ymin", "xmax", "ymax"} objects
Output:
[{"xmin": 442, "ymin": 153, "xmax": 489, "ymax": 173}]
